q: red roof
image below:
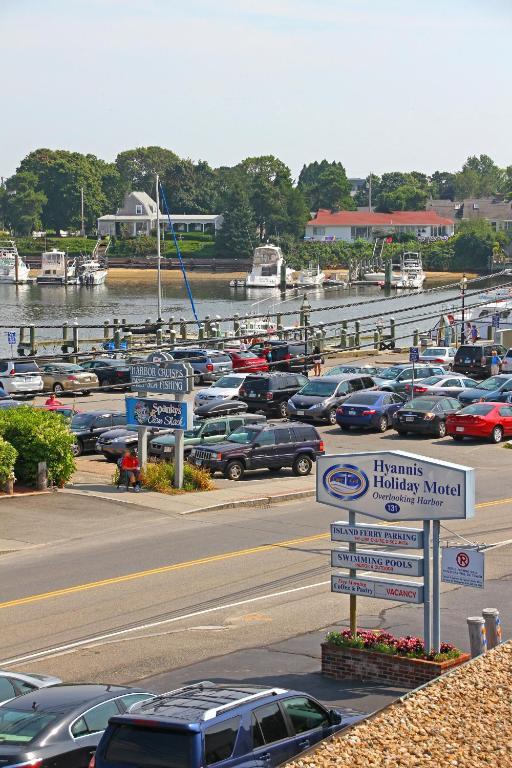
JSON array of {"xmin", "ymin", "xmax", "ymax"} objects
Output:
[{"xmin": 307, "ymin": 209, "xmax": 454, "ymax": 227}]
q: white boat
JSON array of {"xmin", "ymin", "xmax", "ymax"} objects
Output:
[
  {"xmin": 78, "ymin": 260, "xmax": 108, "ymax": 285},
  {"xmin": 0, "ymin": 240, "xmax": 30, "ymax": 284},
  {"xmin": 245, "ymin": 244, "xmax": 293, "ymax": 288},
  {"xmin": 452, "ymin": 300, "xmax": 512, "ymax": 339},
  {"xmin": 395, "ymin": 252, "xmax": 425, "ymax": 289},
  {"xmin": 36, "ymin": 249, "xmax": 78, "ymax": 285},
  {"xmin": 295, "ymin": 262, "xmax": 325, "ymax": 287}
]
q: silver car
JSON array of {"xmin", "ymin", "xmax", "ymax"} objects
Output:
[
  {"xmin": 0, "ymin": 670, "xmax": 62, "ymax": 705},
  {"xmin": 418, "ymin": 347, "xmax": 456, "ymax": 368},
  {"xmin": 405, "ymin": 374, "xmax": 479, "ymax": 398},
  {"xmin": 0, "ymin": 360, "xmax": 44, "ymax": 398}
]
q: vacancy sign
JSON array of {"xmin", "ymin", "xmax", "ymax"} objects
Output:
[{"xmin": 442, "ymin": 547, "xmax": 485, "ymax": 589}]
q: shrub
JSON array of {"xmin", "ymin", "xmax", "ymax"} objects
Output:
[
  {"xmin": 113, "ymin": 459, "xmax": 215, "ymax": 494},
  {"xmin": 0, "ymin": 436, "xmax": 17, "ymax": 486},
  {"xmin": 325, "ymin": 630, "xmax": 460, "ymax": 662},
  {"xmin": 0, "ymin": 407, "xmax": 75, "ymax": 486}
]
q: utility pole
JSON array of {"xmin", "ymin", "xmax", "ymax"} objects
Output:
[
  {"xmin": 156, "ymin": 174, "xmax": 162, "ymax": 321},
  {"xmin": 80, "ymin": 187, "xmax": 85, "ymax": 237},
  {"xmin": 368, "ymin": 173, "xmax": 372, "ymax": 212}
]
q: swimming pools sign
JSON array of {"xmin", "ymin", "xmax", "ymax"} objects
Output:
[{"xmin": 317, "ymin": 451, "xmax": 474, "ymax": 521}]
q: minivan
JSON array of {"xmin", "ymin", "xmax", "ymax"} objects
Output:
[{"xmin": 287, "ymin": 374, "xmax": 376, "ymax": 424}]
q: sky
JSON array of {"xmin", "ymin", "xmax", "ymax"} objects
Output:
[{"xmin": 1, "ymin": 0, "xmax": 511, "ymax": 181}]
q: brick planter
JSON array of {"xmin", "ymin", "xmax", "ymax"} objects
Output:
[{"xmin": 322, "ymin": 642, "xmax": 470, "ymax": 688}]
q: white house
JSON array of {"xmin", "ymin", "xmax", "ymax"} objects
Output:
[
  {"xmin": 305, "ymin": 209, "xmax": 455, "ymax": 242},
  {"xmin": 97, "ymin": 191, "xmax": 223, "ymax": 237}
]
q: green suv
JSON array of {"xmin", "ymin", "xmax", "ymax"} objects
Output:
[{"xmin": 149, "ymin": 412, "xmax": 266, "ymax": 459}]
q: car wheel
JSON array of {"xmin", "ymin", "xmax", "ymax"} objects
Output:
[
  {"xmin": 53, "ymin": 383, "xmax": 64, "ymax": 394},
  {"xmin": 293, "ymin": 454, "xmax": 313, "ymax": 476},
  {"xmin": 436, "ymin": 421, "xmax": 447, "ymax": 438},
  {"xmin": 82, "ymin": 390, "xmax": 91, "ymax": 396},
  {"xmin": 193, "ymin": 373, "xmax": 201, "ymax": 386},
  {"xmin": 72, "ymin": 439, "xmax": 83, "ymax": 457},
  {"xmin": 378, "ymin": 416, "xmax": 388, "ymax": 432},
  {"xmin": 490, "ymin": 426, "xmax": 503, "ymax": 444},
  {"xmin": 278, "ymin": 400, "xmax": 288, "ymax": 418},
  {"xmin": 327, "ymin": 408, "xmax": 337, "ymax": 426},
  {"xmin": 224, "ymin": 460, "xmax": 244, "ymax": 481}
]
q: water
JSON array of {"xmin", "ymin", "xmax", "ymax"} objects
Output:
[{"xmin": 0, "ymin": 273, "xmax": 500, "ymax": 355}]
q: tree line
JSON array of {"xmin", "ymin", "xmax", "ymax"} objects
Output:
[{"xmin": 0, "ymin": 147, "xmax": 511, "ymax": 260}]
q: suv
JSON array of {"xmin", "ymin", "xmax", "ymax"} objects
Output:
[
  {"xmin": 150, "ymin": 413, "xmax": 266, "ymax": 459},
  {"xmin": 376, "ymin": 364, "xmax": 446, "ymax": 394},
  {"xmin": 71, "ymin": 410, "xmax": 127, "ymax": 456},
  {"xmin": 190, "ymin": 421, "xmax": 324, "ymax": 480},
  {"xmin": 94, "ymin": 681, "xmax": 361, "ymax": 768},
  {"xmin": 453, "ymin": 343, "xmax": 507, "ymax": 378},
  {"xmin": 249, "ymin": 341, "xmax": 313, "ymax": 372},
  {"xmin": 0, "ymin": 359, "xmax": 44, "ymax": 398},
  {"xmin": 287, "ymin": 374, "xmax": 376, "ymax": 424},
  {"xmin": 170, "ymin": 348, "xmax": 233, "ymax": 385},
  {"xmin": 239, "ymin": 373, "xmax": 309, "ymax": 418}
]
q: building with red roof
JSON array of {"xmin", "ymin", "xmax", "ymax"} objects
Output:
[{"xmin": 305, "ymin": 209, "xmax": 455, "ymax": 242}]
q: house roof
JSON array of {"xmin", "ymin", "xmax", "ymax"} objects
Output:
[
  {"xmin": 307, "ymin": 209, "xmax": 454, "ymax": 227},
  {"xmin": 117, "ymin": 191, "xmax": 158, "ymax": 216}
]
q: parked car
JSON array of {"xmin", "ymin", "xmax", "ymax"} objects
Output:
[
  {"xmin": 0, "ymin": 359, "xmax": 44, "ymax": 398},
  {"xmin": 169, "ymin": 348, "xmax": 233, "ymax": 385},
  {"xmin": 0, "ymin": 671, "xmax": 61, "ymax": 706},
  {"xmin": 323, "ymin": 364, "xmax": 384, "ymax": 377},
  {"xmin": 0, "ymin": 383, "xmax": 10, "ymax": 399},
  {"xmin": 40, "ymin": 362, "xmax": 99, "ymax": 395},
  {"xmin": 0, "ymin": 400, "xmax": 22, "ymax": 409},
  {"xmin": 446, "ymin": 402, "xmax": 512, "ymax": 443},
  {"xmin": 287, "ymin": 374, "xmax": 376, "ymax": 425},
  {"xmin": 336, "ymin": 390, "xmax": 405, "ymax": 432},
  {"xmin": 194, "ymin": 373, "xmax": 248, "ymax": 409},
  {"xmin": 0, "ymin": 684, "xmax": 154, "ymax": 768},
  {"xmin": 453, "ymin": 342, "xmax": 507, "ymax": 378},
  {"xmin": 189, "ymin": 421, "xmax": 324, "ymax": 480},
  {"xmin": 418, "ymin": 347, "xmax": 456, "ymax": 367},
  {"xmin": 392, "ymin": 396, "xmax": 461, "ymax": 438},
  {"xmin": 194, "ymin": 400, "xmax": 249, "ymax": 418},
  {"xmin": 80, "ymin": 358, "xmax": 131, "ymax": 389},
  {"xmin": 249, "ymin": 341, "xmax": 314, "ymax": 372},
  {"xmin": 96, "ymin": 426, "xmax": 171, "ymax": 462},
  {"xmin": 93, "ymin": 681, "xmax": 362, "ymax": 768},
  {"xmin": 238, "ymin": 373, "xmax": 309, "ymax": 417},
  {"xmin": 375, "ymin": 364, "xmax": 446, "ymax": 394},
  {"xmin": 458, "ymin": 374, "xmax": 512, "ymax": 406},
  {"xmin": 406, "ymin": 374, "xmax": 479, "ymax": 398},
  {"xmin": 499, "ymin": 347, "xmax": 512, "ymax": 373},
  {"xmin": 71, "ymin": 410, "xmax": 127, "ymax": 456},
  {"xmin": 226, "ymin": 348, "xmax": 269, "ymax": 373},
  {"xmin": 150, "ymin": 412, "xmax": 266, "ymax": 460}
]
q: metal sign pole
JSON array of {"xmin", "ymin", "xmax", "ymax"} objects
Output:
[
  {"xmin": 348, "ymin": 510, "xmax": 357, "ymax": 636},
  {"xmin": 173, "ymin": 392, "xmax": 184, "ymax": 490},
  {"xmin": 432, "ymin": 519, "xmax": 441, "ymax": 652},
  {"xmin": 137, "ymin": 388, "xmax": 148, "ymax": 469},
  {"xmin": 423, "ymin": 520, "xmax": 432, "ymax": 654}
]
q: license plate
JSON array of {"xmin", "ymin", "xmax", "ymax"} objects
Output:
[
  {"xmin": 456, "ymin": 426, "xmax": 464, "ymax": 432},
  {"xmin": 348, "ymin": 410, "xmax": 356, "ymax": 416},
  {"xmin": 464, "ymin": 359, "xmax": 471, "ymax": 363},
  {"xmin": 405, "ymin": 416, "xmax": 414, "ymax": 422},
  {"xmin": 297, "ymin": 410, "xmax": 305, "ymax": 416},
  {"xmin": 195, "ymin": 459, "xmax": 202, "ymax": 465},
  {"xmin": 249, "ymin": 392, "xmax": 256, "ymax": 398}
]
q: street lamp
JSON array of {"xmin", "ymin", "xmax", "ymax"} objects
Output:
[
  {"xmin": 301, "ymin": 294, "xmax": 312, "ymax": 377},
  {"xmin": 460, "ymin": 274, "xmax": 468, "ymax": 344}
]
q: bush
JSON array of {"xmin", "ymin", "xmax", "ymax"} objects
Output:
[
  {"xmin": 325, "ymin": 629, "xmax": 461, "ymax": 663},
  {"xmin": 113, "ymin": 459, "xmax": 215, "ymax": 494},
  {"xmin": 0, "ymin": 407, "xmax": 75, "ymax": 486},
  {"xmin": 0, "ymin": 436, "xmax": 17, "ymax": 486}
]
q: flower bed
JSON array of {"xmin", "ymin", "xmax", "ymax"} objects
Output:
[{"xmin": 322, "ymin": 630, "xmax": 469, "ymax": 688}]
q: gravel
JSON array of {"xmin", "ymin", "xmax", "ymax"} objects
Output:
[{"xmin": 288, "ymin": 641, "xmax": 512, "ymax": 768}]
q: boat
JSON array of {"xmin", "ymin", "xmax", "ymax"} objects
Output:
[
  {"xmin": 451, "ymin": 300, "xmax": 512, "ymax": 339},
  {"xmin": 394, "ymin": 252, "xmax": 426, "ymax": 289},
  {"xmin": 295, "ymin": 262, "xmax": 325, "ymax": 288},
  {"xmin": 229, "ymin": 279, "xmax": 247, "ymax": 288},
  {"xmin": 324, "ymin": 272, "xmax": 349, "ymax": 288},
  {"xmin": 78, "ymin": 259, "xmax": 108, "ymax": 285},
  {"xmin": 245, "ymin": 244, "xmax": 294, "ymax": 288},
  {"xmin": 0, "ymin": 240, "xmax": 30, "ymax": 284},
  {"xmin": 36, "ymin": 249, "xmax": 78, "ymax": 285}
]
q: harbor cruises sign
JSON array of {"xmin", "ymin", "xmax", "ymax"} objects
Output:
[
  {"xmin": 130, "ymin": 361, "xmax": 193, "ymax": 395},
  {"xmin": 317, "ymin": 451, "xmax": 474, "ymax": 521}
]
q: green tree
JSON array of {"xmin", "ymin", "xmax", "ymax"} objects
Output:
[
  {"xmin": 161, "ymin": 158, "xmax": 218, "ymax": 214},
  {"xmin": 215, "ymin": 186, "xmax": 258, "ymax": 259},
  {"xmin": 4, "ymin": 172, "xmax": 47, "ymax": 235},
  {"xmin": 453, "ymin": 219, "xmax": 505, "ymax": 271},
  {"xmin": 115, "ymin": 147, "xmax": 179, "ymax": 195},
  {"xmin": 431, "ymin": 171, "xmax": 456, "ymax": 200},
  {"xmin": 377, "ymin": 183, "xmax": 428, "ymax": 212},
  {"xmin": 298, "ymin": 160, "xmax": 354, "ymax": 211},
  {"xmin": 454, "ymin": 154, "xmax": 504, "ymax": 199}
]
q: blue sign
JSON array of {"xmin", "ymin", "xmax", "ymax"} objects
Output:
[
  {"xmin": 492, "ymin": 314, "xmax": 500, "ymax": 329},
  {"xmin": 322, "ymin": 464, "xmax": 369, "ymax": 502},
  {"xmin": 125, "ymin": 397, "xmax": 192, "ymax": 430},
  {"xmin": 7, "ymin": 332, "xmax": 16, "ymax": 345},
  {"xmin": 409, "ymin": 346, "xmax": 420, "ymax": 363}
]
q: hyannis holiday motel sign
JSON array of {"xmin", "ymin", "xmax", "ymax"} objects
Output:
[{"xmin": 317, "ymin": 451, "xmax": 474, "ymax": 521}]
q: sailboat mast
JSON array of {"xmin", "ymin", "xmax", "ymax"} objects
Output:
[{"xmin": 156, "ymin": 174, "xmax": 162, "ymax": 320}]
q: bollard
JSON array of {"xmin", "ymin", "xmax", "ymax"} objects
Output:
[
  {"xmin": 180, "ymin": 318, "xmax": 187, "ymax": 340},
  {"xmin": 156, "ymin": 328, "xmax": 163, "ymax": 348},
  {"xmin": 168, "ymin": 315, "xmax": 175, "ymax": 338},
  {"xmin": 114, "ymin": 326, "xmax": 121, "ymax": 350},
  {"xmin": 72, "ymin": 324, "xmax": 79, "ymax": 361},
  {"xmin": 5, "ymin": 475, "xmax": 14, "ymax": 495},
  {"xmin": 373, "ymin": 331, "xmax": 379, "ymax": 350},
  {"xmin": 482, "ymin": 608, "xmax": 502, "ymax": 650},
  {"xmin": 103, "ymin": 320, "xmax": 110, "ymax": 341},
  {"xmin": 355, "ymin": 320, "xmax": 361, "ymax": 349},
  {"xmin": 341, "ymin": 328, "xmax": 347, "ymax": 350},
  {"xmin": 198, "ymin": 324, "xmax": 204, "ymax": 342},
  {"xmin": 29, "ymin": 324, "xmax": 36, "ymax": 356},
  {"xmin": 204, "ymin": 315, "xmax": 211, "ymax": 338},
  {"xmin": 37, "ymin": 461, "xmax": 48, "ymax": 491},
  {"xmin": 390, "ymin": 317, "xmax": 395, "ymax": 344},
  {"xmin": 467, "ymin": 616, "xmax": 487, "ymax": 657},
  {"xmin": 413, "ymin": 328, "xmax": 420, "ymax": 347},
  {"xmin": 170, "ymin": 328, "xmax": 176, "ymax": 346}
]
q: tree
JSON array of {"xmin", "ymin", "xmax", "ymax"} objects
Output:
[
  {"xmin": 161, "ymin": 158, "xmax": 218, "ymax": 214},
  {"xmin": 298, "ymin": 160, "xmax": 353, "ymax": 211},
  {"xmin": 215, "ymin": 185, "xmax": 258, "ymax": 259},
  {"xmin": 454, "ymin": 154, "xmax": 504, "ymax": 199},
  {"xmin": 4, "ymin": 172, "xmax": 47, "ymax": 235},
  {"xmin": 453, "ymin": 219, "xmax": 505, "ymax": 271},
  {"xmin": 431, "ymin": 171, "xmax": 456, "ymax": 200},
  {"xmin": 115, "ymin": 146, "xmax": 179, "ymax": 195},
  {"xmin": 377, "ymin": 184, "xmax": 428, "ymax": 212}
]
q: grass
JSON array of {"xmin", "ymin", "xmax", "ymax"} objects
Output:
[{"xmin": 16, "ymin": 236, "xmax": 97, "ymax": 256}]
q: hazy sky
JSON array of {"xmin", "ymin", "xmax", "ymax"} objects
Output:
[{"xmin": 2, "ymin": 0, "xmax": 511, "ymax": 181}]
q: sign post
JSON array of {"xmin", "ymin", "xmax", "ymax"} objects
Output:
[
  {"xmin": 7, "ymin": 331, "xmax": 16, "ymax": 358},
  {"xmin": 409, "ymin": 346, "xmax": 419, "ymax": 394}
]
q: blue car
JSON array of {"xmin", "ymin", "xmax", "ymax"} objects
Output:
[
  {"xmin": 336, "ymin": 390, "xmax": 405, "ymax": 432},
  {"xmin": 458, "ymin": 374, "xmax": 512, "ymax": 406},
  {"xmin": 93, "ymin": 681, "xmax": 362, "ymax": 768}
]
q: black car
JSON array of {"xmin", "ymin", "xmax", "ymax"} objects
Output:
[
  {"xmin": 189, "ymin": 420, "xmax": 324, "ymax": 480},
  {"xmin": 249, "ymin": 341, "xmax": 314, "ymax": 372},
  {"xmin": 71, "ymin": 410, "xmax": 127, "ymax": 456},
  {"xmin": 0, "ymin": 684, "xmax": 153, "ymax": 768},
  {"xmin": 392, "ymin": 396, "xmax": 461, "ymax": 437},
  {"xmin": 80, "ymin": 358, "xmax": 131, "ymax": 389},
  {"xmin": 453, "ymin": 342, "xmax": 507, "ymax": 378},
  {"xmin": 238, "ymin": 373, "xmax": 309, "ymax": 417}
]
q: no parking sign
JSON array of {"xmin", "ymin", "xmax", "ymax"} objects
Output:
[{"xmin": 442, "ymin": 547, "xmax": 485, "ymax": 589}]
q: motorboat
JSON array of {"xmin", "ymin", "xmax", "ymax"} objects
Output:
[
  {"xmin": 245, "ymin": 244, "xmax": 294, "ymax": 288},
  {"xmin": 0, "ymin": 240, "xmax": 30, "ymax": 283},
  {"xmin": 394, "ymin": 252, "xmax": 426, "ymax": 289},
  {"xmin": 36, "ymin": 249, "xmax": 78, "ymax": 285},
  {"xmin": 78, "ymin": 260, "xmax": 108, "ymax": 285},
  {"xmin": 295, "ymin": 262, "xmax": 325, "ymax": 288}
]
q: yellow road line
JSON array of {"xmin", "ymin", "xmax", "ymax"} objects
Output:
[{"xmin": 2, "ymin": 496, "xmax": 511, "ymax": 611}]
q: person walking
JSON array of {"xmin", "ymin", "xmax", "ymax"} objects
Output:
[
  {"xmin": 471, "ymin": 324, "xmax": 479, "ymax": 344},
  {"xmin": 491, "ymin": 349, "xmax": 502, "ymax": 376},
  {"xmin": 313, "ymin": 345, "xmax": 322, "ymax": 377},
  {"xmin": 45, "ymin": 392, "xmax": 63, "ymax": 408},
  {"xmin": 120, "ymin": 448, "xmax": 141, "ymax": 492}
]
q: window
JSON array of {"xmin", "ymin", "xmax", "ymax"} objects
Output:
[
  {"xmin": 112, "ymin": 414, "xmax": 127, "ymax": 426},
  {"xmin": 337, "ymin": 382, "xmax": 351, "ymax": 395},
  {"xmin": 104, "ymin": 724, "xmax": 192, "ymax": 768},
  {"xmin": 204, "ymin": 716, "xmax": 240, "ymax": 764},
  {"xmin": 203, "ymin": 421, "xmax": 227, "ymax": 437},
  {"xmin": 252, "ymin": 703, "xmax": 288, "ymax": 747},
  {"xmin": 312, "ymin": 227, "xmax": 325, "ymax": 236},
  {"xmin": 229, "ymin": 418, "xmax": 244, "ymax": 432},
  {"xmin": 444, "ymin": 379, "xmax": 459, "ymax": 387},
  {"xmin": 13, "ymin": 679, "xmax": 36, "ymax": 696},
  {"xmin": 0, "ymin": 677, "xmax": 16, "ymax": 701},
  {"xmin": 135, "ymin": 204, "xmax": 143, "ymax": 215},
  {"xmin": 281, "ymin": 697, "xmax": 329, "ymax": 734},
  {"xmin": 119, "ymin": 694, "xmax": 154, "ymax": 712},
  {"xmin": 76, "ymin": 699, "xmax": 121, "ymax": 736},
  {"xmin": 275, "ymin": 428, "xmax": 293, "ymax": 444},
  {"xmin": 362, "ymin": 377, "xmax": 375, "ymax": 389},
  {"xmin": 93, "ymin": 416, "xmax": 112, "ymax": 429},
  {"xmin": 499, "ymin": 407, "xmax": 512, "ymax": 417},
  {"xmin": 291, "ymin": 426, "xmax": 317, "ymax": 441},
  {"xmin": 257, "ymin": 430, "xmax": 276, "ymax": 446}
]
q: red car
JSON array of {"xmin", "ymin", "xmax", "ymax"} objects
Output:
[
  {"xmin": 226, "ymin": 349, "xmax": 269, "ymax": 373},
  {"xmin": 446, "ymin": 402, "xmax": 512, "ymax": 443}
]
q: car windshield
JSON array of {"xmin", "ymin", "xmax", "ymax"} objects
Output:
[
  {"xmin": 461, "ymin": 404, "xmax": 495, "ymax": 416},
  {"xmin": 377, "ymin": 366, "xmax": 404, "ymax": 380},
  {"xmin": 476, "ymin": 376, "xmax": 508, "ymax": 391},
  {"xmin": 215, "ymin": 376, "xmax": 243, "ymax": 388},
  {"xmin": 0, "ymin": 708, "xmax": 59, "ymax": 745},
  {"xmin": 184, "ymin": 424, "xmax": 203, "ymax": 438},
  {"xmin": 105, "ymin": 724, "xmax": 193, "ymax": 768},
  {"xmin": 228, "ymin": 427, "xmax": 262, "ymax": 444},
  {"xmin": 299, "ymin": 381, "xmax": 338, "ymax": 397},
  {"xmin": 419, "ymin": 376, "xmax": 445, "ymax": 385},
  {"xmin": 407, "ymin": 397, "xmax": 442, "ymax": 411},
  {"xmin": 344, "ymin": 392, "xmax": 381, "ymax": 405},
  {"xmin": 50, "ymin": 364, "xmax": 83, "ymax": 372},
  {"xmin": 328, "ymin": 366, "xmax": 358, "ymax": 375},
  {"xmin": 71, "ymin": 413, "xmax": 96, "ymax": 427}
]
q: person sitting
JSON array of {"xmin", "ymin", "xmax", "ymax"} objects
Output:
[
  {"xmin": 119, "ymin": 448, "xmax": 141, "ymax": 492},
  {"xmin": 45, "ymin": 392, "xmax": 63, "ymax": 408}
]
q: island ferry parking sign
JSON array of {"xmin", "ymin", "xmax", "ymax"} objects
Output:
[{"xmin": 317, "ymin": 451, "xmax": 474, "ymax": 521}]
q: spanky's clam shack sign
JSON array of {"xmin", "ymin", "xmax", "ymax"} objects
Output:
[{"xmin": 317, "ymin": 451, "xmax": 474, "ymax": 521}]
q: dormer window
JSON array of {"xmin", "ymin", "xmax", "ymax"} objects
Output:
[{"xmin": 135, "ymin": 205, "xmax": 143, "ymax": 215}]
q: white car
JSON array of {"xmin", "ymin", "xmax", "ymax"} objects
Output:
[
  {"xmin": 0, "ymin": 360, "xmax": 44, "ymax": 398},
  {"xmin": 0, "ymin": 670, "xmax": 62, "ymax": 705},
  {"xmin": 418, "ymin": 347, "xmax": 456, "ymax": 368},
  {"xmin": 193, "ymin": 373, "xmax": 248, "ymax": 409},
  {"xmin": 501, "ymin": 348, "xmax": 512, "ymax": 373}
]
